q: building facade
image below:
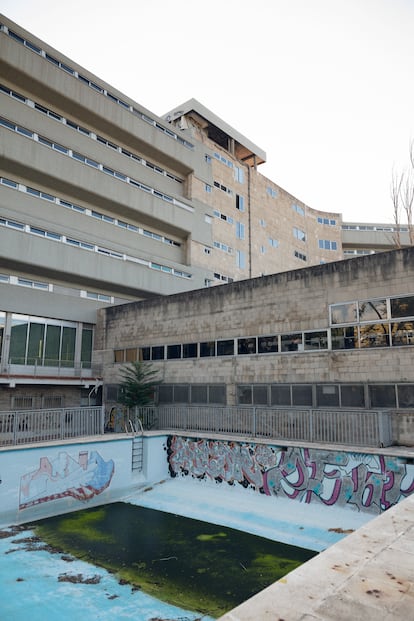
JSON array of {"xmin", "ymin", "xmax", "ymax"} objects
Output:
[{"xmin": 0, "ymin": 14, "xmax": 412, "ymax": 411}]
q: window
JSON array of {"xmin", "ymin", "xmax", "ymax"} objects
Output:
[
  {"xmin": 237, "ymin": 338, "xmax": 257, "ymax": 355},
  {"xmin": 294, "ymin": 250, "xmax": 307, "ymax": 261},
  {"xmin": 205, "ymin": 184, "xmax": 212, "ymax": 193},
  {"xmin": 359, "ymin": 323, "xmax": 390, "ymax": 348},
  {"xmin": 369, "ymin": 385, "xmax": 396, "ymax": 408},
  {"xmin": 293, "ymin": 227, "xmax": 306, "ymax": 242},
  {"xmin": 281, "ymin": 333, "xmax": 303, "ymax": 352},
  {"xmin": 318, "ymin": 240, "xmax": 337, "ymax": 251},
  {"xmin": 266, "ymin": 187, "xmax": 277, "ymax": 198},
  {"xmin": 260, "ymin": 219, "xmax": 266, "ymax": 227},
  {"xmin": 258, "ymin": 335, "xmax": 278, "ymax": 353},
  {"xmin": 304, "ymin": 331, "xmax": 328, "ymax": 350},
  {"xmin": 390, "ymin": 295, "xmax": 414, "ymax": 318},
  {"xmin": 330, "ymin": 302, "xmax": 357, "ymax": 325},
  {"xmin": 292, "ymin": 204, "xmax": 305, "ymax": 216},
  {"xmin": 316, "ymin": 384, "xmax": 339, "ymax": 407},
  {"xmin": 331, "ymin": 326, "xmax": 358, "ymax": 349},
  {"xmin": 318, "ymin": 217, "xmax": 336, "ymax": 226},
  {"xmin": 236, "ymin": 222, "xmax": 245, "ymax": 240},
  {"xmin": 234, "ymin": 166, "xmax": 244, "ymax": 183},
  {"xmin": 236, "ymin": 194, "xmax": 245, "ymax": 211},
  {"xmin": 167, "ymin": 344, "xmax": 182, "ymax": 359},
  {"xmin": 292, "ymin": 385, "xmax": 313, "ymax": 406},
  {"xmin": 359, "ymin": 299, "xmax": 387, "ymax": 322},
  {"xmin": 270, "ymin": 385, "xmax": 291, "ymax": 406},
  {"xmin": 269, "ymin": 238, "xmax": 279, "ymax": 248},
  {"xmin": 125, "ymin": 348, "xmax": 138, "ymax": 362},
  {"xmin": 183, "ymin": 343, "xmax": 198, "ymax": 358},
  {"xmin": 200, "ymin": 341, "xmax": 216, "ymax": 357},
  {"xmin": 236, "ymin": 250, "xmax": 246, "ymax": 269},
  {"xmin": 217, "ymin": 339, "xmax": 234, "ymax": 356},
  {"xmin": 114, "ymin": 350, "xmax": 125, "ymax": 363},
  {"xmin": 151, "ymin": 345, "xmax": 165, "ymax": 360},
  {"xmin": 340, "ymin": 385, "xmax": 365, "ymax": 408}
]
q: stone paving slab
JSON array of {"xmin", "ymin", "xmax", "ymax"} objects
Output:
[{"xmin": 218, "ymin": 493, "xmax": 414, "ymax": 620}]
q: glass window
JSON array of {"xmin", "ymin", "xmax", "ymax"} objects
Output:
[
  {"xmin": 191, "ymin": 385, "xmax": 208, "ymax": 404},
  {"xmin": 237, "ymin": 337, "xmax": 257, "ymax": 355},
  {"xmin": 209, "ymin": 385, "xmax": 226, "ymax": 404},
  {"xmin": 258, "ymin": 335, "xmax": 278, "ymax": 354},
  {"xmin": 114, "ymin": 349, "xmax": 125, "ymax": 363},
  {"xmin": 183, "ymin": 343, "xmax": 198, "ymax": 358},
  {"xmin": 281, "ymin": 333, "xmax": 303, "ymax": 352},
  {"xmin": 358, "ymin": 299, "xmax": 387, "ymax": 322},
  {"xmin": 369, "ymin": 385, "xmax": 396, "ymax": 408},
  {"xmin": 397, "ymin": 384, "xmax": 414, "ymax": 408},
  {"xmin": 158, "ymin": 385, "xmax": 173, "ymax": 403},
  {"xmin": 236, "ymin": 195, "xmax": 245, "ymax": 211},
  {"xmin": 316, "ymin": 384, "xmax": 339, "ymax": 407},
  {"xmin": 238, "ymin": 385, "xmax": 252, "ymax": 405},
  {"xmin": 270, "ymin": 385, "xmax": 291, "ymax": 406},
  {"xmin": 253, "ymin": 385, "xmax": 268, "ymax": 405},
  {"xmin": 200, "ymin": 341, "xmax": 215, "ymax": 357},
  {"xmin": 44, "ymin": 324, "xmax": 61, "ymax": 366},
  {"xmin": 331, "ymin": 326, "xmax": 358, "ymax": 349},
  {"xmin": 139, "ymin": 347, "xmax": 151, "ymax": 361},
  {"xmin": 330, "ymin": 302, "xmax": 357, "ymax": 324},
  {"xmin": 167, "ymin": 344, "xmax": 181, "ymax": 359},
  {"xmin": 292, "ymin": 385, "xmax": 313, "ymax": 406},
  {"xmin": 125, "ymin": 348, "xmax": 138, "ymax": 362},
  {"xmin": 390, "ymin": 295, "xmax": 414, "ymax": 318},
  {"xmin": 391, "ymin": 321, "xmax": 414, "ymax": 346},
  {"xmin": 340, "ymin": 385, "xmax": 365, "ymax": 408},
  {"xmin": 236, "ymin": 222, "xmax": 245, "ymax": 240},
  {"xmin": 293, "ymin": 227, "xmax": 306, "ymax": 242},
  {"xmin": 9, "ymin": 314, "xmax": 29, "ymax": 364},
  {"xmin": 0, "ymin": 312, "xmax": 4, "ymax": 362},
  {"xmin": 27, "ymin": 322, "xmax": 45, "ymax": 365},
  {"xmin": 304, "ymin": 331, "xmax": 328, "ymax": 350},
  {"xmin": 217, "ymin": 339, "xmax": 234, "ymax": 356},
  {"xmin": 359, "ymin": 324, "xmax": 390, "ymax": 348},
  {"xmin": 236, "ymin": 250, "xmax": 246, "ymax": 269},
  {"xmin": 81, "ymin": 327, "xmax": 93, "ymax": 368},
  {"xmin": 151, "ymin": 345, "xmax": 165, "ymax": 360},
  {"xmin": 174, "ymin": 385, "xmax": 189, "ymax": 403},
  {"xmin": 61, "ymin": 326, "xmax": 76, "ymax": 367}
]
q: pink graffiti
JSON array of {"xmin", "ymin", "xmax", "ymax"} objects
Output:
[{"xmin": 167, "ymin": 436, "xmax": 414, "ymax": 514}]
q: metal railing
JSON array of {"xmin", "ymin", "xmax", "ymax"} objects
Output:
[
  {"xmin": 134, "ymin": 405, "xmax": 393, "ymax": 448},
  {"xmin": 0, "ymin": 406, "xmax": 104, "ymax": 446}
]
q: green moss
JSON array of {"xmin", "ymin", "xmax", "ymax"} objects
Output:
[{"xmin": 33, "ymin": 503, "xmax": 315, "ymax": 618}]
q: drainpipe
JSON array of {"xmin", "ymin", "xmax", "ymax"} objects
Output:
[{"xmin": 247, "ymin": 163, "xmax": 252, "ymax": 279}]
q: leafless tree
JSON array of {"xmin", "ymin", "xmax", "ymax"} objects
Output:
[{"xmin": 390, "ymin": 140, "xmax": 414, "ymax": 245}]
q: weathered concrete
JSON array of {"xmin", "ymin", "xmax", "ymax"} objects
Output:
[{"xmin": 218, "ymin": 492, "xmax": 414, "ymax": 621}]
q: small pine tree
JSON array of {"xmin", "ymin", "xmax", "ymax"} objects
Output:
[{"xmin": 117, "ymin": 360, "xmax": 161, "ymax": 408}]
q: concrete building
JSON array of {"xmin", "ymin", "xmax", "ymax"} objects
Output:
[{"xmin": 0, "ymin": 14, "xmax": 412, "ymax": 412}]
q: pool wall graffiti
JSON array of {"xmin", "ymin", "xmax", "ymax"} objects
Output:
[{"xmin": 167, "ymin": 436, "xmax": 414, "ymax": 514}]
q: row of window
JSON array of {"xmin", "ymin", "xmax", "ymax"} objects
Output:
[
  {"xmin": 0, "ymin": 83, "xmax": 183, "ymax": 184},
  {"xmin": 0, "ymin": 214, "xmax": 192, "ymax": 279},
  {"xmin": 0, "ymin": 313, "xmax": 93, "ymax": 368},
  {"xmin": 0, "ymin": 176, "xmax": 181, "ymax": 249},
  {"xmin": 330, "ymin": 295, "xmax": 414, "ymax": 325},
  {"xmin": 318, "ymin": 217, "xmax": 337, "ymax": 226},
  {"xmin": 0, "ymin": 116, "xmax": 193, "ymax": 213},
  {"xmin": 342, "ymin": 224, "xmax": 408, "ymax": 232},
  {"xmin": 150, "ymin": 382, "xmax": 414, "ymax": 409},
  {"xmin": 0, "ymin": 24, "xmax": 194, "ymax": 149}
]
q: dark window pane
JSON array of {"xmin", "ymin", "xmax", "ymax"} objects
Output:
[
  {"xmin": 238, "ymin": 337, "xmax": 257, "ymax": 355},
  {"xmin": 139, "ymin": 347, "xmax": 151, "ymax": 361},
  {"xmin": 369, "ymin": 385, "xmax": 396, "ymax": 408},
  {"xmin": 340, "ymin": 385, "xmax": 365, "ymax": 408},
  {"xmin": 292, "ymin": 385, "xmax": 313, "ymax": 406},
  {"xmin": 237, "ymin": 385, "xmax": 252, "ymax": 404},
  {"xmin": 359, "ymin": 299, "xmax": 387, "ymax": 321},
  {"xmin": 209, "ymin": 385, "xmax": 226, "ymax": 404},
  {"xmin": 27, "ymin": 322, "xmax": 45, "ymax": 365},
  {"xmin": 217, "ymin": 339, "xmax": 234, "ymax": 356},
  {"xmin": 359, "ymin": 324, "xmax": 390, "ymax": 348},
  {"xmin": 44, "ymin": 324, "xmax": 61, "ymax": 366},
  {"xmin": 270, "ymin": 385, "xmax": 291, "ymax": 406},
  {"xmin": 316, "ymin": 384, "xmax": 339, "ymax": 407},
  {"xmin": 10, "ymin": 317, "xmax": 28, "ymax": 364},
  {"xmin": 191, "ymin": 385, "xmax": 208, "ymax": 403},
  {"xmin": 174, "ymin": 385, "xmax": 189, "ymax": 403},
  {"xmin": 281, "ymin": 333, "xmax": 303, "ymax": 352},
  {"xmin": 258, "ymin": 335, "xmax": 278, "ymax": 353},
  {"xmin": 151, "ymin": 345, "xmax": 165, "ymax": 360},
  {"xmin": 167, "ymin": 344, "xmax": 181, "ymax": 359},
  {"xmin": 158, "ymin": 385, "xmax": 173, "ymax": 403},
  {"xmin": 304, "ymin": 331, "xmax": 328, "ymax": 350},
  {"xmin": 200, "ymin": 341, "xmax": 215, "ymax": 357},
  {"xmin": 183, "ymin": 343, "xmax": 198, "ymax": 358},
  {"xmin": 253, "ymin": 385, "xmax": 268, "ymax": 405},
  {"xmin": 397, "ymin": 384, "xmax": 414, "ymax": 408},
  {"xmin": 81, "ymin": 327, "xmax": 93, "ymax": 368},
  {"xmin": 331, "ymin": 326, "xmax": 358, "ymax": 349},
  {"xmin": 61, "ymin": 326, "xmax": 76, "ymax": 366},
  {"xmin": 114, "ymin": 349, "xmax": 125, "ymax": 363},
  {"xmin": 391, "ymin": 296, "xmax": 414, "ymax": 318},
  {"xmin": 125, "ymin": 348, "xmax": 137, "ymax": 362}
]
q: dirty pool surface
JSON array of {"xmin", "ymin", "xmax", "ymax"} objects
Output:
[{"xmin": 0, "ymin": 504, "xmax": 315, "ymax": 619}]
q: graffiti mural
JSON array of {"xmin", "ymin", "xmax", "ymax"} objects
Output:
[
  {"xmin": 19, "ymin": 450, "xmax": 115, "ymax": 510},
  {"xmin": 167, "ymin": 436, "xmax": 414, "ymax": 514}
]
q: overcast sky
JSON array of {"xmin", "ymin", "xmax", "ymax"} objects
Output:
[{"xmin": 2, "ymin": 0, "xmax": 414, "ymax": 223}]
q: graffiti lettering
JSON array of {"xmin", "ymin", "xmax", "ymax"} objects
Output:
[{"xmin": 166, "ymin": 436, "xmax": 414, "ymax": 515}]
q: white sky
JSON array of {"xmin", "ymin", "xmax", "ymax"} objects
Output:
[{"xmin": 2, "ymin": 0, "xmax": 414, "ymax": 223}]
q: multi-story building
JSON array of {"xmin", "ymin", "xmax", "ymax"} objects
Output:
[{"xmin": 0, "ymin": 14, "xmax": 411, "ymax": 411}]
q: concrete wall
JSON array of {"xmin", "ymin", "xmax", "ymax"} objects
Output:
[
  {"xmin": 0, "ymin": 434, "xmax": 169, "ymax": 528},
  {"xmin": 166, "ymin": 435, "xmax": 414, "ymax": 515}
]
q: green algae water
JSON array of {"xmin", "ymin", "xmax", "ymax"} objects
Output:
[{"xmin": 33, "ymin": 503, "xmax": 315, "ymax": 618}]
